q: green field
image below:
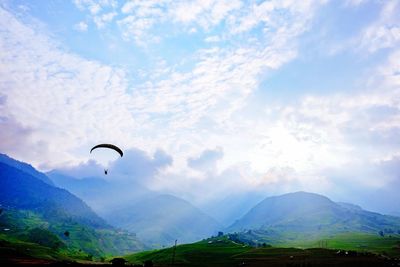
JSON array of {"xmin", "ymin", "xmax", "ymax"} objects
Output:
[
  {"xmin": 232, "ymin": 229, "xmax": 400, "ymax": 256},
  {"xmin": 2, "ymin": 208, "xmax": 400, "ymax": 266},
  {"xmin": 1, "ymin": 232, "xmax": 400, "ymax": 266},
  {"xmin": 293, "ymin": 232, "xmax": 400, "ymax": 256},
  {"xmin": 124, "ymin": 235, "xmax": 400, "ymax": 267}
]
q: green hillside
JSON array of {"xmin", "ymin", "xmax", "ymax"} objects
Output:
[
  {"xmin": 231, "ymin": 230, "xmax": 400, "ymax": 256},
  {"xmin": 0, "ymin": 158, "xmax": 145, "ymax": 261},
  {"xmin": 0, "ymin": 208, "xmax": 145, "ymax": 260},
  {"xmin": 125, "ymin": 236, "xmax": 400, "ymax": 267}
]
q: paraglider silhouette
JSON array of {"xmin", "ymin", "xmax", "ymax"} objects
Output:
[
  {"xmin": 90, "ymin": 144, "xmax": 123, "ymax": 175},
  {"xmin": 64, "ymin": 231, "xmax": 70, "ymax": 237}
]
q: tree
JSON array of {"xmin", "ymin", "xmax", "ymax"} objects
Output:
[{"xmin": 27, "ymin": 228, "xmax": 64, "ymax": 250}]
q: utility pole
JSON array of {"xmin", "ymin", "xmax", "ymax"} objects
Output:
[{"xmin": 171, "ymin": 239, "xmax": 177, "ymax": 266}]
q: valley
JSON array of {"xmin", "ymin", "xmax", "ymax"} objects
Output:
[{"xmin": 1, "ymin": 153, "xmax": 400, "ymax": 265}]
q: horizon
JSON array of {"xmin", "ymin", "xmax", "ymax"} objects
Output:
[
  {"xmin": 1, "ymin": 0, "xmax": 400, "ymax": 217},
  {"xmin": 0, "ymin": 152, "xmax": 396, "ymax": 220}
]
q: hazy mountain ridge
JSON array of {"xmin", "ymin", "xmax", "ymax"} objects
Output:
[
  {"xmin": 48, "ymin": 171, "xmax": 223, "ymax": 248},
  {"xmin": 229, "ymin": 191, "xmax": 400, "ymax": 235},
  {"xmin": 0, "ymin": 153, "xmax": 53, "ymax": 185},
  {"xmin": 47, "ymin": 171, "xmax": 152, "ymax": 215},
  {"xmin": 0, "ymin": 162, "xmax": 106, "ymax": 228},
  {"xmin": 201, "ymin": 192, "xmax": 265, "ymax": 227},
  {"xmin": 106, "ymin": 194, "xmax": 222, "ymax": 247},
  {"xmin": 3, "ymin": 153, "xmax": 400, "ymax": 254}
]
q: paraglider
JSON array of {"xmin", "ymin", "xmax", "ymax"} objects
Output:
[
  {"xmin": 90, "ymin": 144, "xmax": 123, "ymax": 175},
  {"xmin": 64, "ymin": 231, "xmax": 70, "ymax": 237},
  {"xmin": 90, "ymin": 144, "xmax": 123, "ymax": 157}
]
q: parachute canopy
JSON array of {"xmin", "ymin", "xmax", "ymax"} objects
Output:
[{"xmin": 90, "ymin": 144, "xmax": 123, "ymax": 157}]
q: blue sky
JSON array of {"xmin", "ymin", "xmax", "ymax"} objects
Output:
[{"xmin": 0, "ymin": 0, "xmax": 400, "ymax": 214}]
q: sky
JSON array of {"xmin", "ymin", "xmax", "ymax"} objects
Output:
[{"xmin": 0, "ymin": 0, "xmax": 400, "ymax": 215}]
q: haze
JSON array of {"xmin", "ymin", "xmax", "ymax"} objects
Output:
[{"xmin": 0, "ymin": 0, "xmax": 399, "ymax": 218}]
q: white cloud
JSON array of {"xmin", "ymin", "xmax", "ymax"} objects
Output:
[
  {"xmin": 4, "ymin": 1, "xmax": 400, "ymax": 214},
  {"xmin": 75, "ymin": 21, "xmax": 88, "ymax": 31},
  {"xmin": 357, "ymin": 1, "xmax": 400, "ymax": 53},
  {"xmin": 73, "ymin": 0, "xmax": 326, "ymax": 47},
  {"xmin": 204, "ymin": 35, "xmax": 220, "ymax": 42},
  {"xmin": 117, "ymin": 0, "xmax": 167, "ymax": 44},
  {"xmin": 0, "ymin": 6, "xmax": 139, "ymax": 168},
  {"xmin": 148, "ymin": 46, "xmax": 400, "ymax": 206},
  {"xmin": 170, "ymin": 0, "xmax": 242, "ymax": 30},
  {"xmin": 74, "ymin": 0, "xmax": 119, "ymax": 29},
  {"xmin": 94, "ymin": 11, "xmax": 117, "ymax": 28}
]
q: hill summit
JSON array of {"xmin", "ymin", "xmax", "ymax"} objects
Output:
[{"xmin": 229, "ymin": 191, "xmax": 400, "ymax": 235}]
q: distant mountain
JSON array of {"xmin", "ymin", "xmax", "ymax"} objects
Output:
[
  {"xmin": 47, "ymin": 171, "xmax": 152, "ymax": 215},
  {"xmin": 0, "ymin": 153, "xmax": 53, "ymax": 185},
  {"xmin": 229, "ymin": 191, "xmax": 400, "ymax": 237},
  {"xmin": 200, "ymin": 192, "xmax": 265, "ymax": 227},
  {"xmin": 48, "ymin": 171, "xmax": 222, "ymax": 248},
  {"xmin": 0, "ymin": 162, "xmax": 106, "ymax": 227},
  {"xmin": 105, "ymin": 194, "xmax": 222, "ymax": 247},
  {"xmin": 337, "ymin": 202, "xmax": 363, "ymax": 211},
  {"xmin": 0, "ymin": 158, "xmax": 144, "ymax": 257}
]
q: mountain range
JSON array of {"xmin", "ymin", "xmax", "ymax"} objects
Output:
[
  {"xmin": 0, "ymin": 154, "xmax": 53, "ymax": 185},
  {"xmin": 2, "ymin": 153, "xmax": 400, "ymax": 255},
  {"xmin": 106, "ymin": 194, "xmax": 221, "ymax": 246},
  {"xmin": 228, "ymin": 191, "xmax": 400, "ymax": 245},
  {"xmin": 47, "ymin": 171, "xmax": 222, "ymax": 247}
]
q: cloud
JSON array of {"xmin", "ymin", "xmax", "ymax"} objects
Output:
[
  {"xmin": 116, "ymin": 0, "xmax": 243, "ymax": 45},
  {"xmin": 117, "ymin": 0, "xmax": 167, "ymax": 45},
  {"xmin": 149, "ymin": 45, "xmax": 400, "ymax": 210},
  {"xmin": 187, "ymin": 147, "xmax": 223, "ymax": 173},
  {"xmin": 170, "ymin": 0, "xmax": 242, "ymax": 30},
  {"xmin": 0, "ymin": 6, "xmax": 139, "ymax": 168},
  {"xmin": 204, "ymin": 35, "xmax": 220, "ymax": 43},
  {"xmin": 356, "ymin": 1, "xmax": 400, "ymax": 53},
  {"xmin": 74, "ymin": 0, "xmax": 117, "ymax": 14},
  {"xmin": 0, "ymin": 2, "xmax": 317, "ymax": 172},
  {"xmin": 110, "ymin": 148, "xmax": 173, "ymax": 182},
  {"xmin": 50, "ymin": 159, "xmax": 104, "ymax": 178},
  {"xmin": 94, "ymin": 11, "xmax": 117, "ymax": 28},
  {"xmin": 4, "ymin": 1, "xmax": 400, "ymax": 215},
  {"xmin": 0, "ymin": 116, "xmax": 34, "ymax": 157},
  {"xmin": 75, "ymin": 21, "xmax": 88, "ymax": 32},
  {"xmin": 50, "ymin": 147, "xmax": 172, "ymax": 184},
  {"xmin": 74, "ymin": 0, "xmax": 118, "ymax": 29}
]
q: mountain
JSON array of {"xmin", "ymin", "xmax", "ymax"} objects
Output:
[
  {"xmin": 0, "ymin": 162, "xmax": 105, "ymax": 228},
  {"xmin": 48, "ymin": 171, "xmax": 222, "ymax": 248},
  {"xmin": 105, "ymin": 194, "xmax": 222, "ymax": 247},
  {"xmin": 0, "ymin": 157, "xmax": 144, "ymax": 258},
  {"xmin": 200, "ymin": 192, "xmax": 265, "ymax": 227},
  {"xmin": 229, "ymin": 191, "xmax": 400, "ymax": 239},
  {"xmin": 47, "ymin": 171, "xmax": 151, "ymax": 215},
  {"xmin": 0, "ymin": 153, "xmax": 53, "ymax": 185}
]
